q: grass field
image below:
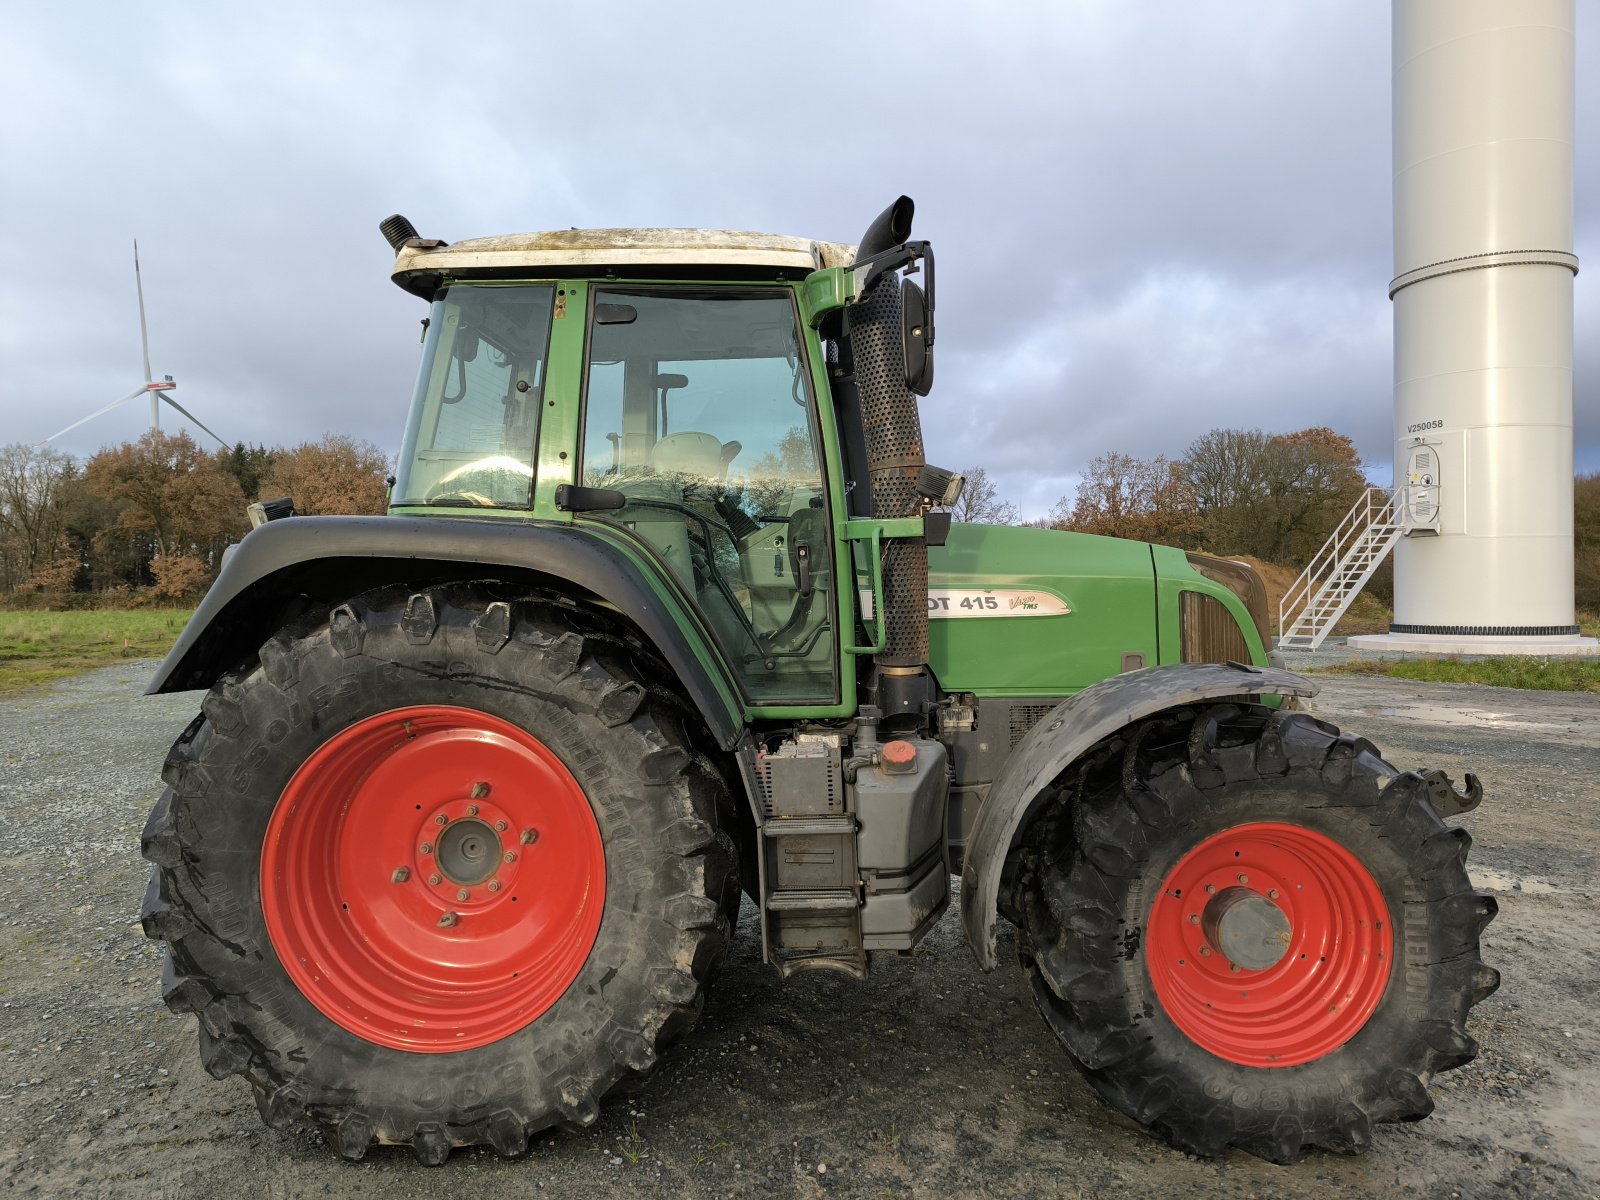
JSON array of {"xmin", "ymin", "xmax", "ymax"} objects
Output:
[
  {"xmin": 0, "ymin": 610, "xmax": 192, "ymax": 696},
  {"xmin": 1310, "ymin": 654, "xmax": 1600, "ymax": 693},
  {"xmin": 2, "ymin": 605, "xmax": 1594, "ymax": 699}
]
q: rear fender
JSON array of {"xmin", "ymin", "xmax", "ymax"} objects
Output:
[
  {"xmin": 958, "ymin": 662, "xmax": 1318, "ymax": 969},
  {"xmin": 148, "ymin": 515, "xmax": 745, "ymax": 750}
]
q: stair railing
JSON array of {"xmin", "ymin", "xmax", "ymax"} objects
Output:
[{"xmin": 1277, "ymin": 486, "xmax": 1402, "ymax": 643}]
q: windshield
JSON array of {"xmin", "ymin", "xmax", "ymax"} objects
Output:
[
  {"xmin": 393, "ymin": 284, "xmax": 555, "ymax": 508},
  {"xmin": 579, "ymin": 287, "xmax": 836, "ymax": 703}
]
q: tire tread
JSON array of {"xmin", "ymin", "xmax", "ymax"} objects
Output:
[
  {"xmin": 140, "ymin": 583, "xmax": 739, "ymax": 1164},
  {"xmin": 1017, "ymin": 703, "xmax": 1497, "ymax": 1163}
]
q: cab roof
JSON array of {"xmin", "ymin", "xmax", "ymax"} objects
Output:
[{"xmin": 391, "ymin": 228, "xmax": 858, "ymax": 297}]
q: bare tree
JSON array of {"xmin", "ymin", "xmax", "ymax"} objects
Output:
[
  {"xmin": 945, "ymin": 466, "xmax": 1019, "ymax": 524},
  {"xmin": 0, "ymin": 443, "xmax": 77, "ymax": 590},
  {"xmin": 1051, "ymin": 452, "xmax": 1202, "ymax": 546}
]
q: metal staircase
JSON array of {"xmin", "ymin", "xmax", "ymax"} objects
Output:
[{"xmin": 1277, "ymin": 487, "xmax": 1403, "ymax": 651}]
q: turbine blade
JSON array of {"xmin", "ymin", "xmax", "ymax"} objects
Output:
[
  {"xmin": 35, "ymin": 385, "xmax": 148, "ymax": 446},
  {"xmin": 160, "ymin": 393, "xmax": 229, "ymax": 449},
  {"xmin": 134, "ymin": 239, "xmax": 153, "ymax": 385}
]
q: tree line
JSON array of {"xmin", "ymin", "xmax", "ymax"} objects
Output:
[
  {"xmin": 957, "ymin": 428, "xmax": 1599, "ymax": 613},
  {"xmin": 1578, "ymin": 472, "xmax": 1600, "ymax": 615},
  {"xmin": 5, "ymin": 426, "xmax": 1594, "ymax": 614},
  {"xmin": 953, "ymin": 426, "xmax": 1367, "ymax": 564},
  {"xmin": 0, "ymin": 432, "xmax": 388, "ymax": 605},
  {"xmin": 1051, "ymin": 425, "xmax": 1371, "ymax": 568}
]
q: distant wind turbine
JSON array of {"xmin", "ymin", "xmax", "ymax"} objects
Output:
[{"xmin": 36, "ymin": 241, "xmax": 229, "ymax": 449}]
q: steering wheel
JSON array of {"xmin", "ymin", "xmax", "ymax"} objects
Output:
[
  {"xmin": 423, "ymin": 489, "xmax": 498, "ymax": 507},
  {"xmin": 621, "ymin": 495, "xmax": 740, "ymax": 547},
  {"xmin": 423, "ymin": 456, "xmax": 534, "ymax": 508}
]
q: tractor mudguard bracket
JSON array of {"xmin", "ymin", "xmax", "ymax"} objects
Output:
[
  {"xmin": 1418, "ymin": 767, "xmax": 1484, "ymax": 817},
  {"xmin": 958, "ymin": 662, "xmax": 1319, "ymax": 970}
]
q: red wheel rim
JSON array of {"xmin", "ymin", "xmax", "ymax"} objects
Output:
[
  {"xmin": 1145, "ymin": 821, "xmax": 1392, "ymax": 1068},
  {"xmin": 261, "ymin": 706, "xmax": 605, "ymax": 1053}
]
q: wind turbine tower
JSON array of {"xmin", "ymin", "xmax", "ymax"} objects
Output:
[{"xmin": 1351, "ymin": 0, "xmax": 1597, "ymax": 656}]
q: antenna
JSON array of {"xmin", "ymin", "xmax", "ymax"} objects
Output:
[{"xmin": 36, "ymin": 241, "xmax": 229, "ymax": 450}]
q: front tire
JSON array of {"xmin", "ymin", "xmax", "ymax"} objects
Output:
[
  {"xmin": 139, "ymin": 584, "xmax": 738, "ymax": 1163},
  {"xmin": 1015, "ymin": 706, "xmax": 1499, "ymax": 1163}
]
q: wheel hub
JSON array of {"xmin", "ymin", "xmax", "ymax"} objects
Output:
[
  {"xmin": 435, "ymin": 816, "xmax": 500, "ymax": 885},
  {"xmin": 260, "ymin": 706, "xmax": 605, "ymax": 1053},
  {"xmin": 1201, "ymin": 886, "xmax": 1291, "ymax": 971},
  {"xmin": 415, "ymin": 797, "xmax": 521, "ymax": 905}
]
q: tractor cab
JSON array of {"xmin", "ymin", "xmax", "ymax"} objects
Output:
[{"xmin": 387, "ymin": 229, "xmax": 868, "ymax": 705}]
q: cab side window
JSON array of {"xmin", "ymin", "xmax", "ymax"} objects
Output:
[{"xmin": 579, "ymin": 289, "xmax": 835, "ymax": 703}]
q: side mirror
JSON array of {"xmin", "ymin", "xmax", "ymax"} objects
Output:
[{"xmin": 902, "ymin": 279, "xmax": 934, "ymax": 396}]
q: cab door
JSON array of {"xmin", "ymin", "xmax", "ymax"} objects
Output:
[{"xmin": 575, "ymin": 286, "xmax": 838, "ymax": 705}]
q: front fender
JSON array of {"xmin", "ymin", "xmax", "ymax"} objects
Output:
[
  {"xmin": 148, "ymin": 515, "xmax": 745, "ymax": 749},
  {"xmin": 958, "ymin": 662, "xmax": 1318, "ymax": 970}
]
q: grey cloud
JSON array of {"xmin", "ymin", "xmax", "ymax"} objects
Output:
[{"xmin": 0, "ymin": 0, "xmax": 1592, "ymax": 516}]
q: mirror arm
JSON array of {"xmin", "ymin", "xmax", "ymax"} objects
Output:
[
  {"xmin": 852, "ymin": 240, "xmax": 932, "ymax": 303},
  {"xmin": 852, "ymin": 241, "xmax": 935, "ymax": 360},
  {"xmin": 914, "ymin": 242, "xmax": 935, "ymax": 347}
]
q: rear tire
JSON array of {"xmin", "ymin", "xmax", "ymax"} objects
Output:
[
  {"xmin": 139, "ymin": 584, "xmax": 738, "ymax": 1163},
  {"xmin": 1015, "ymin": 706, "xmax": 1499, "ymax": 1163}
]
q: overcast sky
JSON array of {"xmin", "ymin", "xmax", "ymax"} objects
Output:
[{"xmin": 1, "ymin": 1, "xmax": 1594, "ymax": 519}]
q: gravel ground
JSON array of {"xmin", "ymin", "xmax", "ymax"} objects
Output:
[
  {"xmin": 1278, "ymin": 635, "xmax": 1510, "ymax": 669},
  {"xmin": 1275, "ymin": 633, "xmax": 1600, "ymax": 670},
  {"xmin": 1, "ymin": 661, "xmax": 1596, "ymax": 1199}
]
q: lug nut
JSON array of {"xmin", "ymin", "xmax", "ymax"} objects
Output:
[
  {"xmin": 487, "ymin": 880, "xmax": 502, "ymax": 893},
  {"xmin": 520, "ymin": 827, "xmax": 539, "ymax": 845},
  {"xmin": 1199, "ymin": 946, "xmax": 1212, "ymax": 956},
  {"xmin": 466, "ymin": 804, "xmax": 480, "ymax": 817},
  {"xmin": 494, "ymin": 819, "xmax": 508, "ymax": 832},
  {"xmin": 1237, "ymin": 873, "xmax": 1249, "ymax": 884},
  {"xmin": 428, "ymin": 873, "xmax": 442, "ymax": 886},
  {"xmin": 419, "ymin": 842, "xmax": 433, "ymax": 855},
  {"xmin": 1230, "ymin": 963, "xmax": 1240, "ymax": 973},
  {"xmin": 1268, "ymin": 888, "xmax": 1279, "ymax": 899},
  {"xmin": 439, "ymin": 912, "xmax": 459, "ymax": 928},
  {"xmin": 1188, "ymin": 913, "xmax": 1199, "ymax": 924},
  {"xmin": 471, "ymin": 781, "xmax": 490, "ymax": 799},
  {"xmin": 391, "ymin": 867, "xmax": 410, "ymax": 884},
  {"xmin": 435, "ymin": 814, "xmax": 448, "ymax": 826},
  {"xmin": 503, "ymin": 851, "xmax": 517, "ymax": 864},
  {"xmin": 456, "ymin": 888, "xmax": 470, "ymax": 902},
  {"xmin": 1204, "ymin": 883, "xmax": 1216, "ymax": 894}
]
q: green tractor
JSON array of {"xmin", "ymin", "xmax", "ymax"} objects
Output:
[{"xmin": 140, "ymin": 198, "xmax": 1496, "ymax": 1165}]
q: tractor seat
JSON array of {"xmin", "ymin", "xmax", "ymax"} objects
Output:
[{"xmin": 652, "ymin": 432, "xmax": 741, "ymax": 481}]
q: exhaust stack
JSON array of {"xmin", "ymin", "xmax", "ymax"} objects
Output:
[{"xmin": 848, "ymin": 200, "xmax": 929, "ymax": 674}]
